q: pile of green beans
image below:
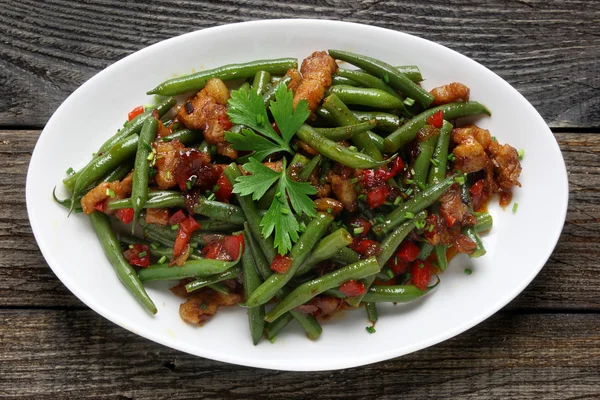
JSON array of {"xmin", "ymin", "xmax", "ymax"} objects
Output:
[{"xmin": 55, "ymin": 49, "xmax": 506, "ymax": 344}]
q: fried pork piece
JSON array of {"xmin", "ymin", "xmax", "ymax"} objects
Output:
[
  {"xmin": 145, "ymin": 208, "xmax": 169, "ymax": 225},
  {"xmin": 331, "ymin": 174, "xmax": 357, "ymax": 212},
  {"xmin": 153, "ymin": 139, "xmax": 185, "ymax": 189},
  {"xmin": 451, "ymin": 124, "xmax": 522, "ymax": 206},
  {"xmin": 152, "ymin": 110, "xmax": 172, "ymax": 138},
  {"xmin": 80, "ymin": 172, "xmax": 133, "ymax": 215},
  {"xmin": 438, "ymin": 184, "xmax": 476, "ymax": 227},
  {"xmin": 314, "ymin": 197, "xmax": 344, "ymax": 215},
  {"xmin": 176, "ymin": 78, "xmax": 237, "ymax": 159},
  {"xmin": 430, "ymin": 82, "xmax": 470, "ymax": 106},
  {"xmin": 293, "ymin": 51, "xmax": 338, "ymax": 111},
  {"xmin": 284, "ymin": 68, "xmax": 303, "ymax": 94},
  {"xmin": 179, "ymin": 289, "xmax": 243, "ymax": 325}
]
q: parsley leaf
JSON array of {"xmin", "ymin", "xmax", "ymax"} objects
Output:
[
  {"xmin": 224, "ymin": 83, "xmax": 309, "ymax": 161},
  {"xmin": 231, "ymin": 158, "xmax": 280, "ymax": 200},
  {"xmin": 269, "ymin": 84, "xmax": 310, "ymax": 144},
  {"xmin": 234, "ymin": 158, "xmax": 317, "ymax": 254}
]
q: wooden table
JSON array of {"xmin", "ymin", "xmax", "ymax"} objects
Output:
[{"xmin": 2, "ymin": 1, "xmax": 599, "ymax": 398}]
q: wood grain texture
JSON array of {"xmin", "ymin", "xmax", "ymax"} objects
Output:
[
  {"xmin": 1, "ymin": 0, "xmax": 599, "ymax": 128},
  {"xmin": 1, "ymin": 309, "xmax": 599, "ymax": 399},
  {"xmin": 2, "ymin": 129, "xmax": 599, "ymax": 310}
]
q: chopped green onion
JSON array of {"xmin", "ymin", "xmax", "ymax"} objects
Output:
[
  {"xmin": 405, "ymin": 188, "xmax": 413, "ymax": 196},
  {"xmin": 430, "ymin": 158, "xmax": 440, "ymax": 167},
  {"xmin": 186, "ymin": 181, "xmax": 192, "ymax": 190},
  {"xmin": 447, "ymin": 153, "xmax": 456, "ymax": 162},
  {"xmin": 171, "ymin": 224, "xmax": 179, "ymax": 230},
  {"xmin": 366, "ymin": 325, "xmax": 376, "ymax": 334},
  {"xmin": 375, "ymin": 216, "xmax": 384, "ymax": 224},
  {"xmin": 165, "ymin": 171, "xmax": 171, "ymax": 180},
  {"xmin": 158, "ymin": 255, "xmax": 167, "ymax": 264},
  {"xmin": 148, "ymin": 167, "xmax": 157, "ymax": 178},
  {"xmin": 393, "ymin": 197, "xmax": 402, "ymax": 206},
  {"xmin": 427, "ymin": 224, "xmax": 435, "ymax": 232},
  {"xmin": 128, "ymin": 244, "xmax": 134, "ymax": 249},
  {"xmin": 200, "ymin": 302, "xmax": 207, "ymax": 310},
  {"xmin": 213, "ymin": 184, "xmax": 220, "ymax": 193},
  {"xmin": 492, "ymin": 136, "xmax": 497, "ymax": 142},
  {"xmin": 327, "ymin": 207, "xmax": 333, "ymax": 214},
  {"xmin": 348, "ymin": 146, "xmax": 358, "ymax": 152},
  {"xmin": 138, "ymin": 251, "xmax": 147, "ymax": 257},
  {"xmin": 353, "ymin": 227, "xmax": 364, "ymax": 235},
  {"xmin": 512, "ymin": 202, "xmax": 519, "ymax": 212},
  {"xmin": 404, "ymin": 211, "xmax": 415, "ymax": 219},
  {"xmin": 518, "ymin": 149, "xmax": 525, "ymax": 160},
  {"xmin": 403, "ymin": 97, "xmax": 415, "ymax": 106},
  {"xmin": 418, "ymin": 263, "xmax": 424, "ymax": 269},
  {"xmin": 405, "ymin": 179, "xmax": 414, "ymax": 184},
  {"xmin": 415, "ymin": 220, "xmax": 426, "ymax": 229},
  {"xmin": 207, "ymin": 193, "xmax": 216, "ymax": 201},
  {"xmin": 464, "ymin": 268, "xmax": 473, "ymax": 275},
  {"xmin": 417, "ymin": 182, "xmax": 426, "ymax": 191},
  {"xmin": 350, "ymin": 177, "xmax": 359, "ymax": 184},
  {"xmin": 210, "ymin": 145, "xmax": 217, "ymax": 153},
  {"xmin": 358, "ymin": 194, "xmax": 367, "ymax": 200},
  {"xmin": 455, "ymin": 175, "xmax": 465, "ymax": 185},
  {"xmin": 66, "ymin": 167, "xmax": 75, "ymax": 175},
  {"xmin": 150, "ymin": 243, "xmax": 158, "ymax": 250},
  {"xmin": 106, "ymin": 188, "xmax": 115, "ymax": 198}
]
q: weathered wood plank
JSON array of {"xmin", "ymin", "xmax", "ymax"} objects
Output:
[
  {"xmin": 0, "ymin": 309, "xmax": 598, "ymax": 399},
  {"xmin": 1, "ymin": 129, "xmax": 599, "ymax": 310},
  {"xmin": 0, "ymin": 0, "xmax": 598, "ymax": 128}
]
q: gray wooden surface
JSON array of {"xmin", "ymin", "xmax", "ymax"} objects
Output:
[{"xmin": 1, "ymin": 1, "xmax": 599, "ymax": 398}]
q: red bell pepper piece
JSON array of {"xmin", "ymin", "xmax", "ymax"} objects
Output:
[
  {"xmin": 116, "ymin": 208, "xmax": 134, "ymax": 224},
  {"xmin": 123, "ymin": 244, "xmax": 150, "ymax": 268},
  {"xmin": 395, "ymin": 240, "xmax": 420, "ymax": 263},
  {"xmin": 339, "ymin": 280, "xmax": 365, "ymax": 297},
  {"xmin": 410, "ymin": 259, "xmax": 432, "ymax": 291},
  {"xmin": 271, "ymin": 254, "xmax": 293, "ymax": 273},
  {"xmin": 173, "ymin": 216, "xmax": 201, "ymax": 257},
  {"xmin": 127, "ymin": 105, "xmax": 144, "ymax": 121},
  {"xmin": 94, "ymin": 200, "xmax": 107, "ymax": 213},
  {"xmin": 222, "ymin": 234, "xmax": 244, "ymax": 260},
  {"xmin": 367, "ymin": 185, "xmax": 389, "ymax": 209},
  {"xmin": 215, "ymin": 173, "xmax": 233, "ymax": 203},
  {"xmin": 426, "ymin": 110, "xmax": 444, "ymax": 128}
]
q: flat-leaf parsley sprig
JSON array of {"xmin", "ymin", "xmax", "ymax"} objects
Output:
[
  {"xmin": 232, "ymin": 158, "xmax": 317, "ymax": 254},
  {"xmin": 224, "ymin": 83, "xmax": 310, "ymax": 162}
]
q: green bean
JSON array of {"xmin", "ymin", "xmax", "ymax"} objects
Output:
[
  {"xmin": 418, "ymin": 242, "xmax": 434, "ymax": 260},
  {"xmin": 266, "ymin": 313, "xmax": 294, "ymax": 341},
  {"xmin": 351, "ymin": 110, "xmax": 401, "ymax": 133},
  {"xmin": 320, "ymin": 94, "xmax": 383, "ymax": 161},
  {"xmin": 193, "ymin": 196, "xmax": 246, "ymax": 224},
  {"xmin": 328, "ymin": 85, "xmax": 409, "ymax": 112},
  {"xmin": 434, "ymin": 244, "xmax": 448, "ymax": 271},
  {"xmin": 295, "ymin": 228, "xmax": 353, "ymax": 276},
  {"xmin": 251, "ymin": 70, "xmax": 271, "ymax": 96},
  {"xmin": 131, "ymin": 118, "xmax": 158, "ymax": 223},
  {"xmin": 244, "ymin": 223, "xmax": 322, "ymax": 340},
  {"xmin": 462, "ymin": 226, "xmax": 487, "ymax": 258},
  {"xmin": 413, "ymin": 129, "xmax": 440, "ymax": 188},
  {"xmin": 474, "ymin": 212, "xmax": 493, "ymax": 233},
  {"xmin": 295, "ymin": 124, "xmax": 389, "ymax": 169},
  {"xmin": 366, "ymin": 131, "xmax": 385, "ymax": 152},
  {"xmin": 264, "ymin": 257, "xmax": 380, "ymax": 322},
  {"xmin": 337, "ymin": 68, "xmax": 399, "ymax": 97},
  {"xmin": 108, "ymin": 191, "xmax": 185, "ymax": 211},
  {"xmin": 329, "ymin": 50, "xmax": 434, "ymax": 108},
  {"xmin": 331, "ymin": 247, "xmax": 361, "ymax": 265},
  {"xmin": 162, "ymin": 128, "xmax": 203, "ymax": 144},
  {"xmin": 396, "ymin": 65, "xmax": 423, "ymax": 82},
  {"xmin": 119, "ymin": 234, "xmax": 200, "ymax": 261},
  {"xmin": 69, "ymin": 134, "xmax": 139, "ymax": 211},
  {"xmin": 148, "ymin": 58, "xmax": 298, "ymax": 96},
  {"xmin": 142, "ymin": 223, "xmax": 229, "ymax": 248},
  {"xmin": 365, "ymin": 302, "xmax": 378, "ymax": 323},
  {"xmin": 241, "ymin": 232, "xmax": 265, "ymax": 345},
  {"xmin": 363, "ymin": 284, "xmax": 431, "ymax": 303},
  {"xmin": 225, "ymin": 164, "xmax": 277, "ymax": 263},
  {"xmin": 185, "ymin": 266, "xmax": 242, "ymax": 293},
  {"xmin": 263, "ymin": 75, "xmax": 291, "ymax": 107},
  {"xmin": 428, "ymin": 121, "xmax": 453, "ymax": 185},
  {"xmin": 373, "ymin": 177, "xmax": 455, "ymax": 236},
  {"xmin": 384, "ymin": 102, "xmax": 491, "ymax": 152},
  {"xmin": 138, "ymin": 256, "xmax": 240, "ymax": 282},
  {"xmin": 89, "ymin": 212, "xmax": 156, "ymax": 314},
  {"xmin": 314, "ymin": 120, "xmax": 377, "ymax": 141},
  {"xmin": 207, "ymin": 282, "xmax": 230, "ymax": 295},
  {"xmin": 331, "ymin": 75, "xmax": 361, "ymax": 86},
  {"xmin": 198, "ymin": 140, "xmax": 215, "ymax": 157},
  {"xmin": 347, "ymin": 213, "xmax": 425, "ymax": 307},
  {"xmin": 244, "ymin": 212, "xmax": 334, "ymax": 308},
  {"xmin": 102, "ymin": 162, "xmax": 133, "ymax": 183},
  {"xmin": 298, "ymin": 154, "xmax": 322, "ymax": 182}
]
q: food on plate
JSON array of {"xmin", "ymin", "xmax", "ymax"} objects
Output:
[{"xmin": 55, "ymin": 50, "xmax": 522, "ymax": 344}]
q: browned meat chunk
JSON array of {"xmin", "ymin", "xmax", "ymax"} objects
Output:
[
  {"xmin": 430, "ymin": 82, "xmax": 470, "ymax": 106},
  {"xmin": 152, "ymin": 110, "xmax": 172, "ymax": 138},
  {"xmin": 153, "ymin": 139, "xmax": 185, "ymax": 189},
  {"xmin": 314, "ymin": 198, "xmax": 343, "ymax": 215},
  {"xmin": 80, "ymin": 172, "xmax": 133, "ymax": 215},
  {"xmin": 145, "ymin": 208, "xmax": 169, "ymax": 225},
  {"xmin": 331, "ymin": 174, "xmax": 357, "ymax": 212},
  {"xmin": 176, "ymin": 78, "xmax": 237, "ymax": 159},
  {"xmin": 294, "ymin": 51, "xmax": 338, "ymax": 112},
  {"xmin": 284, "ymin": 68, "xmax": 302, "ymax": 94},
  {"xmin": 452, "ymin": 125, "xmax": 491, "ymax": 174},
  {"xmin": 488, "ymin": 142, "xmax": 522, "ymax": 191},
  {"xmin": 179, "ymin": 289, "xmax": 242, "ymax": 325},
  {"xmin": 438, "ymin": 184, "xmax": 475, "ymax": 228}
]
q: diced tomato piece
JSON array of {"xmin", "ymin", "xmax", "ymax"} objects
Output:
[
  {"xmin": 350, "ymin": 239, "xmax": 381, "ymax": 258},
  {"xmin": 128, "ymin": 105, "xmax": 144, "ymax": 121},
  {"xmin": 180, "ymin": 215, "xmax": 201, "ymax": 234},
  {"xmin": 367, "ymin": 185, "xmax": 389, "ymax": 209},
  {"xmin": 123, "ymin": 244, "xmax": 150, "ymax": 268},
  {"xmin": 168, "ymin": 210, "xmax": 187, "ymax": 225},
  {"xmin": 395, "ymin": 240, "xmax": 420, "ymax": 262},
  {"xmin": 349, "ymin": 216, "xmax": 372, "ymax": 237},
  {"xmin": 222, "ymin": 234, "xmax": 244, "ymax": 260},
  {"xmin": 426, "ymin": 110, "xmax": 444, "ymax": 128},
  {"xmin": 389, "ymin": 256, "xmax": 409, "ymax": 275},
  {"xmin": 202, "ymin": 241, "xmax": 227, "ymax": 260},
  {"xmin": 470, "ymin": 179, "xmax": 485, "ymax": 211},
  {"xmin": 215, "ymin": 173, "xmax": 233, "ymax": 203},
  {"xmin": 173, "ymin": 229, "xmax": 189, "ymax": 257},
  {"xmin": 410, "ymin": 259, "xmax": 432, "ymax": 291},
  {"xmin": 95, "ymin": 200, "xmax": 107, "ymax": 213},
  {"xmin": 218, "ymin": 113, "xmax": 233, "ymax": 130},
  {"xmin": 271, "ymin": 254, "xmax": 293, "ymax": 273},
  {"xmin": 116, "ymin": 208, "xmax": 134, "ymax": 224},
  {"xmin": 339, "ymin": 280, "xmax": 365, "ymax": 297},
  {"xmin": 389, "ymin": 156, "xmax": 405, "ymax": 176}
]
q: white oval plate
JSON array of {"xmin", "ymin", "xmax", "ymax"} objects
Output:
[{"xmin": 27, "ymin": 20, "xmax": 568, "ymax": 371}]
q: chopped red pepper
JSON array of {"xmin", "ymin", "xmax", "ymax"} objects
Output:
[
  {"xmin": 470, "ymin": 179, "xmax": 485, "ymax": 211},
  {"xmin": 410, "ymin": 259, "xmax": 432, "ymax": 291},
  {"xmin": 389, "ymin": 156, "xmax": 405, "ymax": 176},
  {"xmin": 367, "ymin": 185, "xmax": 389, "ymax": 209},
  {"xmin": 426, "ymin": 110, "xmax": 444, "ymax": 128},
  {"xmin": 173, "ymin": 216, "xmax": 201, "ymax": 257},
  {"xmin": 441, "ymin": 210, "xmax": 457, "ymax": 228},
  {"xmin": 202, "ymin": 241, "xmax": 227, "ymax": 260},
  {"xmin": 116, "ymin": 208, "xmax": 134, "ymax": 224},
  {"xmin": 339, "ymin": 280, "xmax": 365, "ymax": 297},
  {"xmin": 222, "ymin": 234, "xmax": 244, "ymax": 260},
  {"xmin": 123, "ymin": 244, "xmax": 150, "ymax": 268},
  {"xmin": 395, "ymin": 240, "xmax": 420, "ymax": 263},
  {"xmin": 94, "ymin": 200, "xmax": 107, "ymax": 213},
  {"xmin": 168, "ymin": 210, "xmax": 187, "ymax": 225},
  {"xmin": 350, "ymin": 239, "xmax": 381, "ymax": 258},
  {"xmin": 217, "ymin": 113, "xmax": 233, "ymax": 130},
  {"xmin": 214, "ymin": 173, "xmax": 233, "ymax": 203},
  {"xmin": 127, "ymin": 105, "xmax": 144, "ymax": 121},
  {"xmin": 271, "ymin": 254, "xmax": 293, "ymax": 273},
  {"xmin": 349, "ymin": 216, "xmax": 372, "ymax": 237}
]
